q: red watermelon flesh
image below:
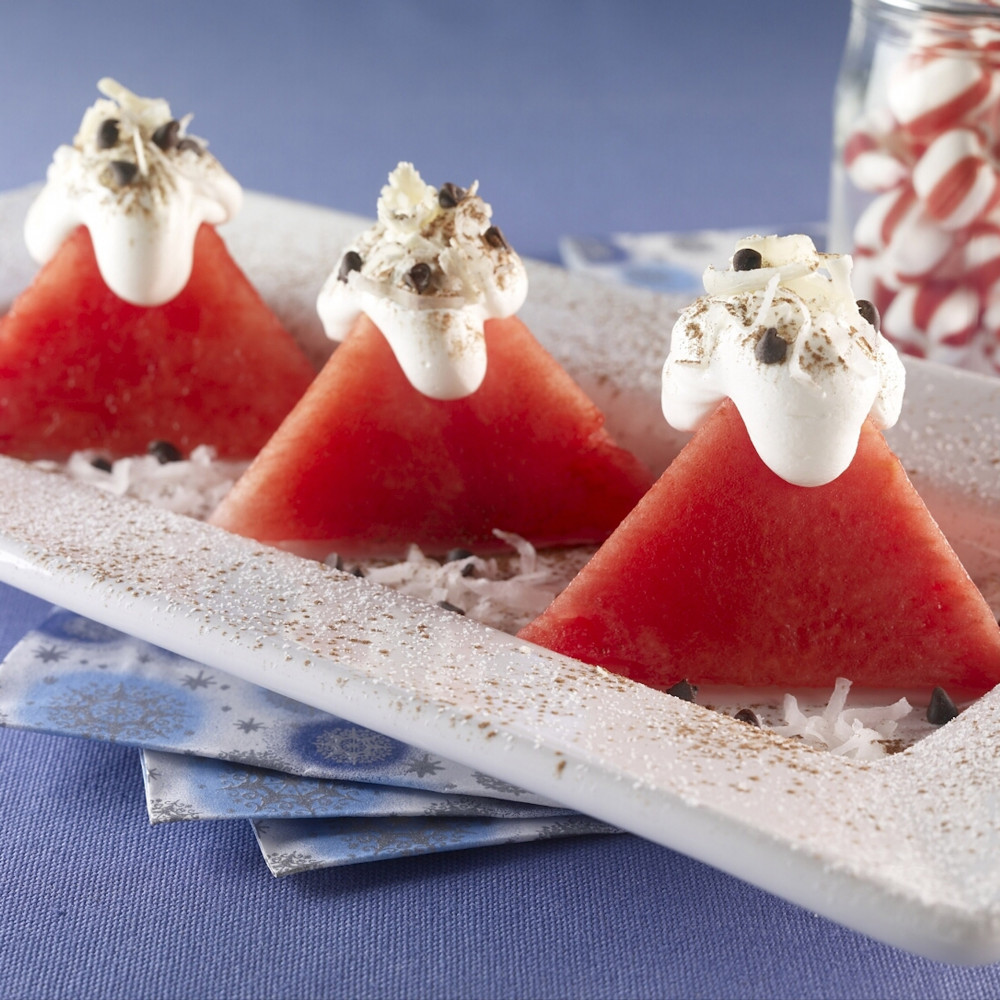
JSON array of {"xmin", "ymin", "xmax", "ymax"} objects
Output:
[
  {"xmin": 209, "ymin": 312, "xmax": 654, "ymax": 560},
  {"xmin": 0, "ymin": 225, "xmax": 316, "ymax": 460},
  {"xmin": 517, "ymin": 399, "xmax": 1000, "ymax": 694}
]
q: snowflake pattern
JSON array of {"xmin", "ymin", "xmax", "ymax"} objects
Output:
[
  {"xmin": 260, "ymin": 849, "xmax": 326, "ymax": 877},
  {"xmin": 404, "ymin": 753, "xmax": 446, "ymax": 778},
  {"xmin": 253, "ymin": 814, "xmax": 621, "ymax": 874},
  {"xmin": 532, "ymin": 818, "xmax": 622, "ymax": 840},
  {"xmin": 291, "ymin": 720, "xmax": 407, "ymax": 770},
  {"xmin": 147, "ymin": 798, "xmax": 203, "ymax": 823},
  {"xmin": 219, "ymin": 765, "xmax": 364, "ymax": 816},
  {"xmin": 3, "ymin": 610, "xmax": 599, "ymax": 869},
  {"xmin": 2, "ymin": 612, "xmax": 558, "ymax": 805},
  {"xmin": 180, "ymin": 670, "xmax": 216, "ymax": 690},
  {"xmin": 472, "ymin": 771, "xmax": 530, "ymax": 797},
  {"xmin": 41, "ymin": 677, "xmax": 196, "ymax": 743},
  {"xmin": 142, "ymin": 748, "xmax": 568, "ymax": 824},
  {"xmin": 332, "ymin": 816, "xmax": 484, "ymax": 860},
  {"xmin": 422, "ymin": 796, "xmax": 566, "ymax": 820},
  {"xmin": 33, "ymin": 644, "xmax": 68, "ymax": 664},
  {"xmin": 314, "ymin": 727, "xmax": 394, "ymax": 765}
]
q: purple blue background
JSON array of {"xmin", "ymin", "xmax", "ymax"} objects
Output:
[{"xmin": 3, "ymin": 1, "xmax": 999, "ymax": 996}]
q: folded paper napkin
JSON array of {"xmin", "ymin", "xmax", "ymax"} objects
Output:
[
  {"xmin": 0, "ymin": 608, "xmax": 617, "ymax": 875},
  {"xmin": 559, "ymin": 224, "xmax": 826, "ymax": 293}
]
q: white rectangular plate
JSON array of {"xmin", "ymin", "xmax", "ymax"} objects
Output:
[{"xmin": 3, "ymin": 186, "xmax": 1000, "ymax": 963}]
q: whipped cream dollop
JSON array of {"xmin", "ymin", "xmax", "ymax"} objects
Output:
[
  {"xmin": 317, "ymin": 162, "xmax": 528, "ymax": 399},
  {"xmin": 24, "ymin": 78, "xmax": 242, "ymax": 306},
  {"xmin": 662, "ymin": 234, "xmax": 905, "ymax": 486}
]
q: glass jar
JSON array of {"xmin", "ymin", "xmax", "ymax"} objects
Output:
[{"xmin": 829, "ymin": 0, "xmax": 1000, "ymax": 373}]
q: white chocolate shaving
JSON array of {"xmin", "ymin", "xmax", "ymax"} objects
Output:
[
  {"xmin": 662, "ymin": 234, "xmax": 906, "ymax": 486},
  {"xmin": 24, "ymin": 79, "xmax": 242, "ymax": 306},
  {"xmin": 316, "ymin": 162, "xmax": 528, "ymax": 400}
]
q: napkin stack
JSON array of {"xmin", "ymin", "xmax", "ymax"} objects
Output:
[{"xmin": 0, "ymin": 608, "xmax": 616, "ymax": 875}]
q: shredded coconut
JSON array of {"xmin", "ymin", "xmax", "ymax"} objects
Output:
[
  {"xmin": 339, "ymin": 530, "xmax": 591, "ymax": 634},
  {"xmin": 773, "ymin": 677, "xmax": 912, "ymax": 760},
  {"xmin": 40, "ymin": 446, "xmax": 248, "ymax": 521}
]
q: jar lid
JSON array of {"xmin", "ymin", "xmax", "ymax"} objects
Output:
[{"xmin": 869, "ymin": 0, "xmax": 1000, "ymax": 16}]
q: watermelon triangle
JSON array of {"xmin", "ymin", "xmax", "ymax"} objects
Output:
[
  {"xmin": 0, "ymin": 225, "xmax": 316, "ymax": 460},
  {"xmin": 518, "ymin": 399, "xmax": 1000, "ymax": 694},
  {"xmin": 209, "ymin": 313, "xmax": 654, "ymax": 560}
]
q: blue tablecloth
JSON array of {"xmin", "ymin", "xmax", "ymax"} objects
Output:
[{"xmin": 3, "ymin": 1, "xmax": 1000, "ymax": 996}]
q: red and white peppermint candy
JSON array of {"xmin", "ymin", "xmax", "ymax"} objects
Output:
[
  {"xmin": 844, "ymin": 133, "xmax": 910, "ymax": 192},
  {"xmin": 853, "ymin": 184, "xmax": 931, "ymax": 253},
  {"xmin": 887, "ymin": 52, "xmax": 992, "ymax": 137},
  {"xmin": 853, "ymin": 184, "xmax": 954, "ymax": 281},
  {"xmin": 963, "ymin": 221, "xmax": 1000, "ymax": 289},
  {"xmin": 842, "ymin": 113, "xmax": 910, "ymax": 192},
  {"xmin": 852, "ymin": 188, "xmax": 905, "ymax": 253},
  {"xmin": 933, "ymin": 22, "xmax": 1000, "ymax": 58},
  {"xmin": 912, "ymin": 127, "xmax": 999, "ymax": 229},
  {"xmin": 881, "ymin": 286, "xmax": 927, "ymax": 356},
  {"xmin": 890, "ymin": 205, "xmax": 959, "ymax": 279},
  {"xmin": 882, "ymin": 281, "xmax": 980, "ymax": 364}
]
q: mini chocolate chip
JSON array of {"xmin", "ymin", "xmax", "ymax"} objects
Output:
[
  {"xmin": 483, "ymin": 226, "xmax": 508, "ymax": 250},
  {"xmin": 438, "ymin": 600, "xmax": 465, "ymax": 615},
  {"xmin": 109, "ymin": 160, "xmax": 139, "ymax": 186},
  {"xmin": 351, "ymin": 565, "xmax": 365, "ymax": 578},
  {"xmin": 338, "ymin": 250, "xmax": 363, "ymax": 283},
  {"xmin": 857, "ymin": 299, "xmax": 881, "ymax": 332},
  {"xmin": 445, "ymin": 547, "xmax": 477, "ymax": 577},
  {"xmin": 96, "ymin": 118, "xmax": 120, "ymax": 150},
  {"xmin": 734, "ymin": 708, "xmax": 761, "ymax": 727},
  {"xmin": 406, "ymin": 262, "xmax": 433, "ymax": 293},
  {"xmin": 927, "ymin": 686, "xmax": 959, "ymax": 725},
  {"xmin": 733, "ymin": 247, "xmax": 763, "ymax": 271},
  {"xmin": 152, "ymin": 119, "xmax": 181, "ymax": 151},
  {"xmin": 755, "ymin": 326, "xmax": 788, "ymax": 365},
  {"xmin": 90, "ymin": 456, "xmax": 113, "ymax": 473},
  {"xmin": 666, "ymin": 679, "xmax": 697, "ymax": 702},
  {"xmin": 147, "ymin": 440, "xmax": 183, "ymax": 464},
  {"xmin": 331, "ymin": 555, "xmax": 345, "ymax": 572},
  {"xmin": 176, "ymin": 137, "xmax": 203, "ymax": 155},
  {"xmin": 438, "ymin": 182, "xmax": 466, "ymax": 208}
]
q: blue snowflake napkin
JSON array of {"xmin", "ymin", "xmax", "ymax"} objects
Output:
[
  {"xmin": 559, "ymin": 224, "xmax": 825, "ymax": 293},
  {"xmin": 0, "ymin": 608, "xmax": 617, "ymax": 873},
  {"xmin": 253, "ymin": 815, "xmax": 621, "ymax": 876},
  {"xmin": 141, "ymin": 749, "xmax": 574, "ymax": 824}
]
